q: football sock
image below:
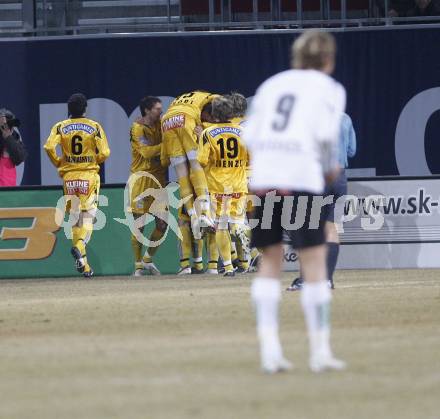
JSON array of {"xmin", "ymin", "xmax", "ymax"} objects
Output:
[
  {"xmin": 216, "ymin": 229, "xmax": 233, "ymax": 273},
  {"xmin": 207, "ymin": 231, "xmax": 219, "ymax": 270},
  {"xmin": 327, "ymin": 242, "xmax": 339, "ymax": 283},
  {"xmin": 301, "ymin": 281, "xmax": 332, "ymax": 359},
  {"xmin": 192, "ymin": 237, "xmax": 204, "ymax": 271},
  {"xmin": 178, "ymin": 175, "xmax": 195, "ymax": 213},
  {"xmin": 251, "ymin": 278, "xmax": 284, "ymax": 365},
  {"xmin": 144, "ymin": 227, "xmax": 165, "ymax": 259},
  {"xmin": 189, "ymin": 168, "xmax": 208, "ymax": 199},
  {"xmin": 131, "ymin": 233, "xmax": 143, "ymax": 268},
  {"xmin": 72, "ymin": 222, "xmax": 93, "ymax": 256},
  {"xmin": 178, "ymin": 222, "xmax": 192, "ymax": 268}
]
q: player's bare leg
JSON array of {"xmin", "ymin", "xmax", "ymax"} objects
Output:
[
  {"xmin": 299, "ymin": 245, "xmax": 346, "ymax": 372},
  {"xmin": 252, "ymin": 243, "xmax": 292, "ymax": 373}
]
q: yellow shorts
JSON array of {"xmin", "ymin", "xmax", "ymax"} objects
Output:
[
  {"xmin": 161, "ymin": 112, "xmax": 198, "ymax": 160},
  {"xmin": 210, "ymin": 193, "xmax": 247, "ymax": 224},
  {"xmin": 128, "ymin": 171, "xmax": 166, "ymax": 215},
  {"xmin": 63, "ymin": 171, "xmax": 100, "ymax": 212}
]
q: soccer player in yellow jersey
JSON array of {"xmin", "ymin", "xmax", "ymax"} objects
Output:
[
  {"xmin": 227, "ymin": 91, "xmax": 261, "ymax": 272},
  {"xmin": 160, "ymin": 90, "xmax": 218, "ymax": 239},
  {"xmin": 128, "ymin": 96, "xmax": 167, "ymax": 276},
  {"xmin": 198, "ymin": 96, "xmax": 249, "ymax": 277},
  {"xmin": 44, "ymin": 93, "xmax": 110, "ymax": 278}
]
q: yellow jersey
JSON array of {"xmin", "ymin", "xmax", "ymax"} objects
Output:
[
  {"xmin": 198, "ymin": 122, "xmax": 248, "ymax": 194},
  {"xmin": 165, "ymin": 91, "xmax": 217, "ymax": 124},
  {"xmin": 129, "ymin": 120, "xmax": 164, "ymax": 176},
  {"xmin": 44, "ymin": 117, "xmax": 110, "ymax": 177},
  {"xmin": 231, "ymin": 116, "xmax": 246, "ymax": 126}
]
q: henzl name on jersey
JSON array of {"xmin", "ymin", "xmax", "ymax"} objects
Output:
[
  {"xmin": 65, "ymin": 180, "xmax": 90, "ymax": 195},
  {"xmin": 215, "ymin": 159, "xmax": 245, "ymax": 168},
  {"xmin": 162, "ymin": 114, "xmax": 185, "ymax": 131}
]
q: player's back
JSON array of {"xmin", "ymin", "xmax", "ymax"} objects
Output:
[
  {"xmin": 165, "ymin": 91, "xmax": 217, "ymax": 122},
  {"xmin": 200, "ymin": 122, "xmax": 248, "ymax": 194},
  {"xmin": 56, "ymin": 117, "xmax": 107, "ymax": 174},
  {"xmin": 244, "ymin": 69, "xmax": 345, "ymax": 193}
]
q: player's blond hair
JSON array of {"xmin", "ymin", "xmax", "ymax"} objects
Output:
[
  {"xmin": 212, "ymin": 96, "xmax": 234, "ymax": 122},
  {"xmin": 291, "ymin": 30, "xmax": 336, "ymax": 71}
]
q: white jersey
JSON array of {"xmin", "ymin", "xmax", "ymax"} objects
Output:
[{"xmin": 244, "ymin": 69, "xmax": 346, "ymax": 194}]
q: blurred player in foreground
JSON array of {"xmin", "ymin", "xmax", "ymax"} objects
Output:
[
  {"xmin": 128, "ymin": 96, "xmax": 167, "ymax": 276},
  {"xmin": 44, "ymin": 93, "xmax": 110, "ymax": 277},
  {"xmin": 244, "ymin": 31, "xmax": 346, "ymax": 373}
]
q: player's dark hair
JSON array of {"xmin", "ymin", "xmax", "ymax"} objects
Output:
[
  {"xmin": 212, "ymin": 97, "xmax": 234, "ymax": 123},
  {"xmin": 228, "ymin": 92, "xmax": 247, "ymax": 117},
  {"xmin": 68, "ymin": 93, "xmax": 87, "ymax": 118},
  {"xmin": 139, "ymin": 96, "xmax": 161, "ymax": 117}
]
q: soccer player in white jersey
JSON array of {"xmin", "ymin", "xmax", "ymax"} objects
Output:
[{"xmin": 244, "ymin": 30, "xmax": 346, "ymax": 373}]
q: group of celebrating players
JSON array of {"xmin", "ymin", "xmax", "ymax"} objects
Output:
[
  {"xmin": 128, "ymin": 91, "xmax": 260, "ymax": 278},
  {"xmin": 44, "ymin": 89, "xmax": 260, "ymax": 278},
  {"xmin": 44, "ymin": 29, "xmax": 348, "ymax": 374}
]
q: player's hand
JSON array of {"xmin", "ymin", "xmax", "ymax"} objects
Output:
[{"xmin": 194, "ymin": 125, "xmax": 203, "ymax": 138}]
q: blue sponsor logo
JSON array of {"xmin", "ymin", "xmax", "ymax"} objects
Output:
[
  {"xmin": 209, "ymin": 126, "xmax": 241, "ymax": 137},
  {"xmin": 62, "ymin": 123, "xmax": 95, "ymax": 135}
]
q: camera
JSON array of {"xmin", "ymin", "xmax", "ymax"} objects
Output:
[{"xmin": 0, "ymin": 108, "xmax": 20, "ymax": 130}]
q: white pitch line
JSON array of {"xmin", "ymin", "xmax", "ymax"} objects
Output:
[{"xmin": 338, "ymin": 280, "xmax": 440, "ymax": 289}]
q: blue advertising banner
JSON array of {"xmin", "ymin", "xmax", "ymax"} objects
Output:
[{"xmin": 1, "ymin": 27, "xmax": 440, "ymax": 185}]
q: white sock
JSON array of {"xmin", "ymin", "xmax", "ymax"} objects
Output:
[
  {"xmin": 300, "ymin": 280, "xmax": 332, "ymax": 359},
  {"xmin": 251, "ymin": 277, "xmax": 283, "ymax": 365}
]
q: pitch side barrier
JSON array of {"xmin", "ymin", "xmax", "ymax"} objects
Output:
[
  {"xmin": 2, "ymin": 175, "xmax": 440, "ymax": 279},
  {"xmin": 0, "ymin": 183, "xmax": 180, "ymax": 279},
  {"xmin": 283, "ymin": 175, "xmax": 440, "ymax": 270}
]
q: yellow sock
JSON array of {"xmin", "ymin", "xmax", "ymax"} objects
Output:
[
  {"xmin": 206, "ymin": 231, "xmax": 218, "ymax": 270},
  {"xmin": 216, "ymin": 229, "xmax": 233, "ymax": 273},
  {"xmin": 144, "ymin": 227, "xmax": 164, "ymax": 261},
  {"xmin": 179, "ymin": 222, "xmax": 192, "ymax": 268},
  {"xmin": 72, "ymin": 226, "xmax": 82, "ymax": 252},
  {"xmin": 251, "ymin": 247, "xmax": 260, "ymax": 259},
  {"xmin": 72, "ymin": 222, "xmax": 93, "ymax": 256},
  {"xmin": 178, "ymin": 175, "xmax": 195, "ymax": 213},
  {"xmin": 131, "ymin": 234, "xmax": 142, "ymax": 266},
  {"xmin": 231, "ymin": 244, "xmax": 238, "ymax": 265},
  {"xmin": 189, "ymin": 168, "xmax": 208, "ymax": 199},
  {"xmin": 192, "ymin": 238, "xmax": 204, "ymax": 271}
]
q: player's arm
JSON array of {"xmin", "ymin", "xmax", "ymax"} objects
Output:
[
  {"xmin": 346, "ymin": 115, "xmax": 357, "ymax": 158},
  {"xmin": 197, "ymin": 130, "xmax": 211, "ymax": 167},
  {"xmin": 135, "ymin": 142, "xmax": 161, "ymax": 159},
  {"xmin": 95, "ymin": 123, "xmax": 111, "ymax": 163},
  {"xmin": 43, "ymin": 123, "xmax": 62, "ymax": 167},
  {"xmin": 317, "ymin": 85, "xmax": 346, "ymax": 184},
  {"xmin": 130, "ymin": 124, "xmax": 161, "ymax": 159}
]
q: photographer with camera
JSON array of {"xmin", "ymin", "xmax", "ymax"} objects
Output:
[{"xmin": 0, "ymin": 108, "xmax": 26, "ymax": 186}]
